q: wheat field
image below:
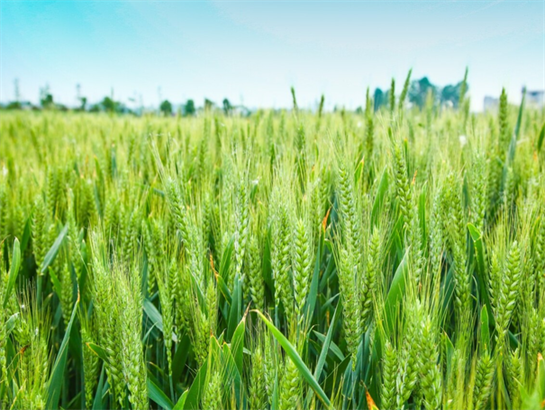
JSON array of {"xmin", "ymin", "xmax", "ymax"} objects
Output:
[{"xmin": 0, "ymin": 87, "xmax": 544, "ymax": 410}]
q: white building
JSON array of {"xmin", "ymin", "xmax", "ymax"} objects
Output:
[{"xmin": 483, "ymin": 96, "xmax": 499, "ymax": 112}]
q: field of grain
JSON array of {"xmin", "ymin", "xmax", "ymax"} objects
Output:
[{"xmin": 0, "ymin": 89, "xmax": 544, "ymax": 410}]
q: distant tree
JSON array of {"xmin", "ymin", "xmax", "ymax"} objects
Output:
[
  {"xmin": 6, "ymin": 101, "xmax": 22, "ymax": 110},
  {"xmin": 204, "ymin": 98, "xmax": 214, "ymax": 112},
  {"xmin": 373, "ymin": 88, "xmax": 385, "ymax": 112},
  {"xmin": 89, "ymin": 104, "xmax": 100, "ymax": 113},
  {"xmin": 80, "ymin": 97, "xmax": 87, "ymax": 111},
  {"xmin": 41, "ymin": 93, "xmax": 54, "ymax": 109},
  {"xmin": 160, "ymin": 100, "xmax": 173, "ymax": 116},
  {"xmin": 184, "ymin": 99, "xmax": 196, "ymax": 116},
  {"xmin": 440, "ymin": 82, "xmax": 465, "ymax": 108},
  {"xmin": 408, "ymin": 77, "xmax": 437, "ymax": 109},
  {"xmin": 102, "ymin": 96, "xmax": 117, "ymax": 113},
  {"xmin": 40, "ymin": 85, "xmax": 54, "ymax": 109},
  {"xmin": 222, "ymin": 98, "xmax": 232, "ymax": 115}
]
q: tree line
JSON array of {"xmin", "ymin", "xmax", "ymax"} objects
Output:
[{"xmin": 2, "ymin": 72, "xmax": 468, "ymax": 115}]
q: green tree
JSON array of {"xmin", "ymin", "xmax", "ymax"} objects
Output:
[
  {"xmin": 6, "ymin": 101, "xmax": 22, "ymax": 110},
  {"xmin": 204, "ymin": 98, "xmax": 214, "ymax": 112},
  {"xmin": 160, "ymin": 100, "xmax": 173, "ymax": 116},
  {"xmin": 408, "ymin": 77, "xmax": 436, "ymax": 109},
  {"xmin": 41, "ymin": 94, "xmax": 54, "ymax": 108},
  {"xmin": 102, "ymin": 96, "xmax": 117, "ymax": 113},
  {"xmin": 440, "ymin": 82, "xmax": 466, "ymax": 108},
  {"xmin": 184, "ymin": 99, "xmax": 196, "ymax": 116},
  {"xmin": 78, "ymin": 97, "xmax": 87, "ymax": 111},
  {"xmin": 40, "ymin": 85, "xmax": 54, "ymax": 109},
  {"xmin": 223, "ymin": 98, "xmax": 232, "ymax": 115},
  {"xmin": 373, "ymin": 88, "xmax": 385, "ymax": 111}
]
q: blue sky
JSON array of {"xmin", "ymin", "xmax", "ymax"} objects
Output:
[{"xmin": 1, "ymin": 0, "xmax": 543, "ymax": 111}]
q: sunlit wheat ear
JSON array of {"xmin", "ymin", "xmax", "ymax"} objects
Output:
[
  {"xmin": 335, "ymin": 160, "xmax": 364, "ymax": 369},
  {"xmin": 292, "ymin": 217, "xmax": 312, "ymax": 325},
  {"xmin": 90, "ymin": 250, "xmax": 126, "ymax": 408},
  {"xmin": 271, "ymin": 203, "xmax": 294, "ymax": 323},
  {"xmin": 506, "ymin": 348, "xmax": 523, "ymax": 409},
  {"xmin": 58, "ymin": 262, "xmax": 73, "ymax": 327},
  {"xmin": 80, "ymin": 313, "xmax": 99, "ymax": 410},
  {"xmin": 472, "ymin": 352, "xmax": 494, "ymax": 410},
  {"xmin": 398, "ymin": 69, "xmax": 412, "ymax": 112},
  {"xmin": 337, "ymin": 161, "xmax": 361, "ymax": 252},
  {"xmin": 365, "ymin": 89, "xmax": 375, "ymax": 159},
  {"xmin": 407, "ymin": 203, "xmax": 425, "ymax": 289},
  {"xmin": 263, "ymin": 334, "xmax": 278, "ymax": 406},
  {"xmin": 391, "ymin": 141, "xmax": 412, "ymax": 235},
  {"xmin": 0, "ymin": 253, "xmax": 7, "ymax": 389},
  {"xmin": 443, "ymin": 173, "xmax": 470, "ymax": 321},
  {"xmin": 389, "ymin": 78, "xmax": 396, "ymax": 114},
  {"xmin": 0, "ymin": 187, "xmax": 7, "ymax": 240},
  {"xmin": 12, "ymin": 292, "xmax": 51, "ymax": 410},
  {"xmin": 336, "ymin": 246, "xmax": 361, "ymax": 370},
  {"xmin": 494, "ymin": 240, "xmax": 521, "ymax": 353},
  {"xmin": 141, "ymin": 219, "xmax": 156, "ymax": 294},
  {"xmin": 233, "ymin": 181, "xmax": 249, "ymax": 287},
  {"xmin": 470, "ymin": 153, "xmax": 487, "ymax": 231},
  {"xmin": 46, "ymin": 167, "xmax": 61, "ymax": 220},
  {"xmin": 249, "ymin": 345, "xmax": 267, "ymax": 410},
  {"xmin": 155, "ymin": 258, "xmax": 175, "ymax": 373},
  {"xmin": 534, "ymin": 213, "xmax": 545, "ymax": 297},
  {"xmin": 498, "ymin": 88, "xmax": 510, "ymax": 152},
  {"xmin": 362, "ymin": 228, "xmax": 380, "ymax": 328},
  {"xmin": 396, "ymin": 307, "xmax": 422, "ymax": 409},
  {"xmin": 428, "ymin": 189, "xmax": 444, "ymax": 277},
  {"xmin": 381, "ymin": 340, "xmax": 397, "ymax": 410},
  {"xmin": 119, "ymin": 266, "xmax": 148, "ymax": 410},
  {"xmin": 32, "ymin": 196, "xmax": 47, "ymax": 274},
  {"xmin": 419, "ymin": 315, "xmax": 442, "ymax": 410},
  {"xmin": 279, "ymin": 357, "xmax": 300, "ymax": 410},
  {"xmin": 248, "ymin": 233, "xmax": 265, "ymax": 312},
  {"xmin": 201, "ymin": 370, "xmax": 222, "ymax": 410}
]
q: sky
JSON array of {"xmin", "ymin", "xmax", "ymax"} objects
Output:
[{"xmin": 1, "ymin": 0, "xmax": 544, "ymax": 111}]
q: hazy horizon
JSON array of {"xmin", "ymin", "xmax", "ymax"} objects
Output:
[{"xmin": 2, "ymin": 0, "xmax": 544, "ymax": 112}]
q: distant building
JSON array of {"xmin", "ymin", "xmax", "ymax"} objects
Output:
[
  {"xmin": 526, "ymin": 89, "xmax": 544, "ymax": 108},
  {"xmin": 483, "ymin": 96, "xmax": 499, "ymax": 112}
]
